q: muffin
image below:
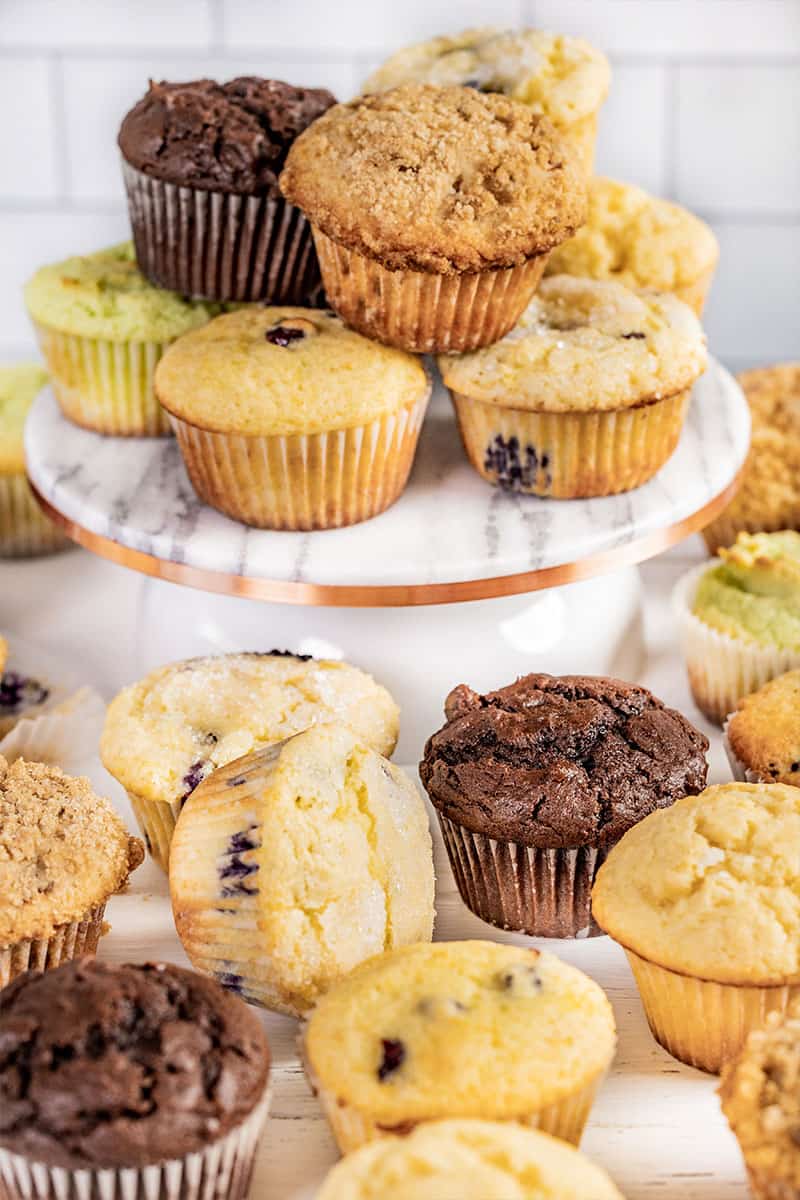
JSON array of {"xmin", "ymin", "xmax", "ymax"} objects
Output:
[
  {"xmin": 0, "ymin": 755, "xmax": 143, "ymax": 988},
  {"xmin": 155, "ymin": 307, "xmax": 430, "ymax": 529},
  {"xmin": 0, "ymin": 364, "xmax": 69, "ymax": 556},
  {"xmin": 119, "ymin": 77, "xmax": 335, "ymax": 303},
  {"xmin": 546, "ymin": 177, "xmax": 719, "ymax": 315},
  {"xmin": 721, "ymin": 1002, "xmax": 800, "ymax": 1199},
  {"xmin": 363, "ymin": 27, "xmax": 611, "ymax": 173},
  {"xmin": 280, "ymin": 84, "xmax": 586, "ymax": 354},
  {"xmin": 0, "ymin": 959, "xmax": 270, "ymax": 1200},
  {"xmin": 593, "ymin": 781, "xmax": 800, "ymax": 1074},
  {"xmin": 439, "ymin": 274, "xmax": 707, "ymax": 498},
  {"xmin": 303, "ymin": 939, "xmax": 616, "ymax": 1152},
  {"xmin": 703, "ymin": 364, "xmax": 800, "ymax": 554},
  {"xmin": 24, "ymin": 243, "xmax": 224, "ymax": 435},
  {"xmin": 674, "ymin": 530, "xmax": 800, "ymax": 724},
  {"xmin": 316, "ymin": 1119, "xmax": 625, "ymax": 1200},
  {"xmin": 420, "ymin": 673, "xmax": 708, "ymax": 938},
  {"xmin": 101, "ymin": 649, "xmax": 400, "ymax": 870},
  {"xmin": 169, "ymin": 724, "xmax": 435, "ymax": 1017},
  {"xmin": 724, "ymin": 670, "xmax": 800, "ymax": 786}
]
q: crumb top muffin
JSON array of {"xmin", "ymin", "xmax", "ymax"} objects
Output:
[
  {"xmin": 101, "ymin": 650, "xmax": 400, "ymax": 808},
  {"xmin": 546, "ymin": 177, "xmax": 719, "ymax": 292},
  {"xmin": 0, "ymin": 958, "xmax": 269, "ymax": 1169},
  {"xmin": 155, "ymin": 307, "xmax": 430, "ymax": 435},
  {"xmin": 592, "ymin": 781, "xmax": 800, "ymax": 984},
  {"xmin": 0, "ymin": 364, "xmax": 48, "ymax": 474},
  {"xmin": 25, "ymin": 243, "xmax": 224, "ymax": 343},
  {"xmin": 316, "ymin": 1119, "xmax": 624, "ymax": 1200},
  {"xmin": 420, "ymin": 673, "xmax": 708, "ymax": 848},
  {"xmin": 720, "ymin": 1003, "xmax": 800, "ymax": 1190},
  {"xmin": 118, "ymin": 76, "xmax": 335, "ymax": 195},
  {"xmin": 693, "ymin": 531, "xmax": 800, "ymax": 649},
  {"xmin": 726, "ymin": 670, "xmax": 800, "ymax": 786},
  {"xmin": 363, "ymin": 27, "xmax": 611, "ymax": 131},
  {"xmin": 438, "ymin": 275, "xmax": 707, "ymax": 410},
  {"xmin": 281, "ymin": 84, "xmax": 587, "ymax": 274},
  {"xmin": 0, "ymin": 756, "xmax": 143, "ymax": 946},
  {"xmin": 304, "ymin": 940, "xmax": 616, "ymax": 1121}
]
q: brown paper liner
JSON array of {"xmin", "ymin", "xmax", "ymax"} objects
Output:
[
  {"xmin": 450, "ymin": 387, "xmax": 690, "ymax": 498},
  {"xmin": 745, "ymin": 1168, "xmax": 800, "ymax": 1199},
  {"xmin": 0, "ymin": 473, "xmax": 70, "ymax": 558},
  {"xmin": 437, "ymin": 813, "xmax": 606, "ymax": 938},
  {"xmin": 312, "ymin": 228, "xmax": 548, "ymax": 353},
  {"xmin": 122, "ymin": 159, "xmax": 321, "ymax": 304},
  {"xmin": 702, "ymin": 506, "xmax": 800, "ymax": 557},
  {"xmin": 166, "ymin": 391, "xmax": 429, "ymax": 530},
  {"xmin": 0, "ymin": 903, "xmax": 106, "ymax": 989}
]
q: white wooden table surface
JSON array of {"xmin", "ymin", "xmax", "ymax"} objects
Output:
[{"xmin": 1, "ymin": 542, "xmax": 748, "ymax": 1198}]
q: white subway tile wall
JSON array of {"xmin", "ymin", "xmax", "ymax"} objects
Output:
[{"xmin": 1, "ymin": 0, "xmax": 798, "ymax": 369}]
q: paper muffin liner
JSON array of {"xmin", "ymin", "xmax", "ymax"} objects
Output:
[
  {"xmin": 722, "ymin": 719, "xmax": 765, "ymax": 784},
  {"xmin": 624, "ymin": 947, "xmax": 800, "ymax": 1075},
  {"xmin": 166, "ymin": 389, "xmax": 429, "ymax": 531},
  {"xmin": 31, "ymin": 320, "xmax": 170, "ymax": 436},
  {"xmin": 450, "ymin": 386, "xmax": 690, "ymax": 498},
  {"xmin": 437, "ymin": 813, "xmax": 607, "ymax": 938},
  {"xmin": 124, "ymin": 788, "xmax": 184, "ymax": 873},
  {"xmin": 673, "ymin": 562, "xmax": 800, "ymax": 725},
  {"xmin": 0, "ymin": 902, "xmax": 106, "ymax": 990},
  {"xmin": 312, "ymin": 227, "xmax": 548, "ymax": 354},
  {"xmin": 122, "ymin": 159, "xmax": 321, "ymax": 304},
  {"xmin": 0, "ymin": 1083, "xmax": 271, "ymax": 1200},
  {"xmin": 701, "ymin": 509, "xmax": 800, "ymax": 557},
  {"xmin": 0, "ymin": 685, "xmax": 105, "ymax": 775},
  {"xmin": 0, "ymin": 472, "xmax": 70, "ymax": 558},
  {"xmin": 744, "ymin": 1168, "xmax": 800, "ymax": 1200}
]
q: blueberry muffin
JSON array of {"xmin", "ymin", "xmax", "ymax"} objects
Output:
[
  {"xmin": 281, "ymin": 84, "xmax": 586, "ymax": 353},
  {"xmin": 119, "ymin": 77, "xmax": 335, "ymax": 303},
  {"xmin": 0, "ymin": 364, "xmax": 68, "ymax": 556},
  {"xmin": 725, "ymin": 670, "xmax": 800, "ymax": 785},
  {"xmin": 101, "ymin": 650, "xmax": 400, "ymax": 869}
]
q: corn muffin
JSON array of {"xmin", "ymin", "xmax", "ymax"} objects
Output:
[
  {"xmin": 101, "ymin": 650, "xmax": 400, "ymax": 870},
  {"xmin": 0, "ymin": 365, "xmax": 68, "ymax": 557},
  {"xmin": 169, "ymin": 724, "xmax": 435, "ymax": 1017},
  {"xmin": 546, "ymin": 177, "xmax": 718, "ymax": 314},
  {"xmin": 704, "ymin": 364, "xmax": 800, "ymax": 554},
  {"xmin": 316, "ymin": 1119, "xmax": 625, "ymax": 1200},
  {"xmin": 439, "ymin": 274, "xmax": 706, "ymax": 498},
  {"xmin": 593, "ymin": 781, "xmax": 800, "ymax": 1073},
  {"xmin": 0, "ymin": 755, "xmax": 143, "ymax": 988},
  {"xmin": 25, "ymin": 243, "xmax": 224, "ymax": 435},
  {"xmin": 155, "ymin": 307, "xmax": 430, "ymax": 529},
  {"xmin": 281, "ymin": 85, "xmax": 586, "ymax": 353},
  {"xmin": 674, "ymin": 530, "xmax": 800, "ymax": 724},
  {"xmin": 725, "ymin": 670, "xmax": 800, "ymax": 786},
  {"xmin": 363, "ymin": 27, "xmax": 611, "ymax": 172},
  {"xmin": 303, "ymin": 939, "xmax": 616, "ymax": 1151}
]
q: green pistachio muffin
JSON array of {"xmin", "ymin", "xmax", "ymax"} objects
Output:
[
  {"xmin": 24, "ymin": 243, "xmax": 224, "ymax": 435},
  {"xmin": 0, "ymin": 364, "xmax": 68, "ymax": 557},
  {"xmin": 675, "ymin": 531, "xmax": 800, "ymax": 723},
  {"xmin": 725, "ymin": 670, "xmax": 800, "ymax": 786}
]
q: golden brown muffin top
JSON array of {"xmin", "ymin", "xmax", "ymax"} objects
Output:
[
  {"xmin": 727, "ymin": 670, "xmax": 800, "ymax": 787},
  {"xmin": 280, "ymin": 84, "xmax": 586, "ymax": 274}
]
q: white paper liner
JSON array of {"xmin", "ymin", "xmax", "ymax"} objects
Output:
[
  {"xmin": 722, "ymin": 719, "xmax": 763, "ymax": 784},
  {"xmin": 0, "ymin": 686, "xmax": 105, "ymax": 772}
]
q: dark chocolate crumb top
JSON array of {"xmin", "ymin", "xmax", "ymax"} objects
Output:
[
  {"xmin": 420, "ymin": 673, "xmax": 709, "ymax": 848},
  {"xmin": 119, "ymin": 77, "xmax": 335, "ymax": 195},
  {"xmin": 0, "ymin": 959, "xmax": 270, "ymax": 1169}
]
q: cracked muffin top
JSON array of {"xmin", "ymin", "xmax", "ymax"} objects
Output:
[
  {"xmin": 420, "ymin": 673, "xmax": 708, "ymax": 849},
  {"xmin": 438, "ymin": 275, "xmax": 707, "ymax": 411},
  {"xmin": 118, "ymin": 76, "xmax": 335, "ymax": 195},
  {"xmin": 592, "ymin": 782, "xmax": 800, "ymax": 984},
  {"xmin": 726, "ymin": 670, "xmax": 800, "ymax": 786},
  {"xmin": 0, "ymin": 756, "xmax": 143, "ymax": 946},
  {"xmin": 280, "ymin": 84, "xmax": 586, "ymax": 274},
  {"xmin": 0, "ymin": 958, "xmax": 270, "ymax": 1168}
]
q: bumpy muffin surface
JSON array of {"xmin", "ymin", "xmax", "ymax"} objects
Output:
[
  {"xmin": 0, "ymin": 756, "xmax": 143, "ymax": 945},
  {"xmin": 0, "ymin": 959, "xmax": 269, "ymax": 1169},
  {"xmin": 693, "ymin": 531, "xmax": 800, "ymax": 649},
  {"xmin": 421, "ymin": 673, "xmax": 708, "ymax": 848},
  {"xmin": 0, "ymin": 365, "xmax": 48, "ymax": 473},
  {"xmin": 727, "ymin": 670, "xmax": 800, "ymax": 785},
  {"xmin": 281, "ymin": 84, "xmax": 586, "ymax": 273},
  {"xmin": 439, "ymin": 275, "xmax": 707, "ymax": 410},
  {"xmin": 119, "ymin": 77, "xmax": 335, "ymax": 195}
]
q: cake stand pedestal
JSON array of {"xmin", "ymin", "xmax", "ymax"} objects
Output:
[{"xmin": 26, "ymin": 357, "xmax": 748, "ymax": 760}]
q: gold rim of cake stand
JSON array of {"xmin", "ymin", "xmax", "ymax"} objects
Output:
[{"xmin": 31, "ymin": 471, "xmax": 742, "ymax": 609}]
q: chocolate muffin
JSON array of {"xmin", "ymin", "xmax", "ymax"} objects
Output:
[
  {"xmin": 119, "ymin": 77, "xmax": 335, "ymax": 303},
  {"xmin": 420, "ymin": 673, "xmax": 708, "ymax": 938},
  {"xmin": 0, "ymin": 959, "xmax": 271, "ymax": 1198}
]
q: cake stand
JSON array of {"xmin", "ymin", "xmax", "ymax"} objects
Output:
[{"xmin": 26, "ymin": 357, "xmax": 748, "ymax": 760}]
